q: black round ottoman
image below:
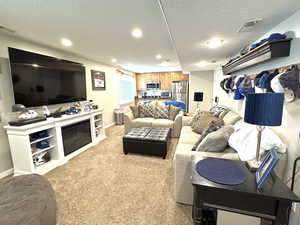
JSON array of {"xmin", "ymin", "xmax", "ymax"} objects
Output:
[{"xmin": 0, "ymin": 174, "xmax": 57, "ymax": 225}]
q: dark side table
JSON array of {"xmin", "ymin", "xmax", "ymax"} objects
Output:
[{"xmin": 191, "ymin": 156, "xmax": 300, "ymax": 225}]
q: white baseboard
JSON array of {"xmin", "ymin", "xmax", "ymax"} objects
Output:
[
  {"xmin": 104, "ymin": 122, "xmax": 116, "ymax": 129},
  {"xmin": 0, "ymin": 168, "xmax": 13, "ymax": 179}
]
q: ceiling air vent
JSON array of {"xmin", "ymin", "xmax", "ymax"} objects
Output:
[
  {"xmin": 237, "ymin": 19, "xmax": 263, "ymax": 33},
  {"xmin": 0, "ymin": 26, "xmax": 16, "ymax": 34}
]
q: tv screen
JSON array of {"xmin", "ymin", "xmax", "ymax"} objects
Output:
[{"xmin": 8, "ymin": 47, "xmax": 87, "ymax": 107}]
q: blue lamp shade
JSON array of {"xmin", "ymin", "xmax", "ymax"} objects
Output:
[
  {"xmin": 244, "ymin": 93, "xmax": 284, "ymax": 126},
  {"xmin": 194, "ymin": 92, "xmax": 203, "ymax": 102}
]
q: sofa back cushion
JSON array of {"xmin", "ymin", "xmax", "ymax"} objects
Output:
[{"xmin": 223, "ymin": 111, "xmax": 241, "ymax": 125}]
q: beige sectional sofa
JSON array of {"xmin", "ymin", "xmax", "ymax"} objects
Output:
[
  {"xmin": 173, "ymin": 110, "xmax": 287, "ymax": 205},
  {"xmin": 124, "ymin": 108, "xmax": 184, "ymax": 138},
  {"xmin": 174, "ymin": 111, "xmax": 241, "ymax": 205}
]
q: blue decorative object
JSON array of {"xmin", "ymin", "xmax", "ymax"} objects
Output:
[
  {"xmin": 36, "ymin": 140, "xmax": 50, "ymax": 149},
  {"xmin": 164, "ymin": 101, "xmax": 186, "ymax": 111},
  {"xmin": 196, "ymin": 158, "xmax": 246, "ymax": 185},
  {"xmin": 245, "ymin": 93, "xmax": 284, "ymax": 126},
  {"xmin": 256, "ymin": 149, "xmax": 279, "ymax": 189},
  {"xmin": 31, "ymin": 130, "xmax": 49, "ymax": 139}
]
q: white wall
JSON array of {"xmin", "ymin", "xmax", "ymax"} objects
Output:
[
  {"xmin": 0, "ymin": 33, "xmax": 125, "ymax": 175},
  {"xmin": 189, "ymin": 71, "xmax": 214, "ymax": 113},
  {"xmin": 213, "ymin": 9, "xmax": 300, "ymax": 195}
]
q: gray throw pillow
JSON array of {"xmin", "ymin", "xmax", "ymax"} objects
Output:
[
  {"xmin": 196, "ymin": 126, "xmax": 234, "ymax": 152},
  {"xmin": 191, "ymin": 112, "xmax": 224, "ymax": 134},
  {"xmin": 191, "ymin": 121, "xmax": 222, "ymax": 151},
  {"xmin": 130, "ymin": 105, "xmax": 139, "ymax": 118}
]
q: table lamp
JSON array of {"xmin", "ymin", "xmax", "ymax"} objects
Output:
[
  {"xmin": 194, "ymin": 92, "xmax": 203, "ymax": 108},
  {"xmin": 244, "ymin": 93, "xmax": 284, "ymax": 170}
]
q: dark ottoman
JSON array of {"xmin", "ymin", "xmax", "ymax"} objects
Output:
[
  {"xmin": 123, "ymin": 127, "xmax": 171, "ymax": 159},
  {"xmin": 0, "ymin": 174, "xmax": 57, "ymax": 225}
]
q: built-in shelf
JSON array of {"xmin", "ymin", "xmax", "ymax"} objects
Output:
[
  {"xmin": 30, "ymin": 135, "xmax": 54, "ymax": 144},
  {"xmin": 32, "ymin": 145, "xmax": 56, "ymax": 156},
  {"xmin": 94, "ymin": 118, "xmax": 102, "ymax": 122},
  {"xmin": 4, "ymin": 109, "xmax": 106, "ymax": 176},
  {"xmin": 222, "ymin": 39, "xmax": 292, "ymax": 75}
]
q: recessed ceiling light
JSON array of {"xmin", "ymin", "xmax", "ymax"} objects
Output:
[
  {"xmin": 111, "ymin": 58, "xmax": 117, "ymax": 63},
  {"xmin": 61, "ymin": 38, "xmax": 73, "ymax": 47},
  {"xmin": 131, "ymin": 28, "xmax": 143, "ymax": 38},
  {"xmin": 32, "ymin": 64, "xmax": 39, "ymax": 67},
  {"xmin": 205, "ymin": 38, "xmax": 224, "ymax": 49},
  {"xmin": 156, "ymin": 54, "xmax": 162, "ymax": 60}
]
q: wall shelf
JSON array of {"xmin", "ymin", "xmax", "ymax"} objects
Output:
[{"xmin": 222, "ymin": 39, "xmax": 292, "ymax": 75}]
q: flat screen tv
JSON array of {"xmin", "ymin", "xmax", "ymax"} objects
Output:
[{"xmin": 8, "ymin": 47, "xmax": 87, "ymax": 107}]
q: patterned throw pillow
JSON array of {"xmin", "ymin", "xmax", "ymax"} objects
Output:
[
  {"xmin": 191, "ymin": 112, "xmax": 224, "ymax": 134},
  {"xmin": 191, "ymin": 121, "xmax": 222, "ymax": 151},
  {"xmin": 169, "ymin": 105, "xmax": 181, "ymax": 121},
  {"xmin": 209, "ymin": 105, "xmax": 229, "ymax": 118},
  {"xmin": 155, "ymin": 105, "xmax": 169, "ymax": 119},
  {"xmin": 139, "ymin": 104, "xmax": 155, "ymax": 118},
  {"xmin": 130, "ymin": 105, "xmax": 139, "ymax": 118}
]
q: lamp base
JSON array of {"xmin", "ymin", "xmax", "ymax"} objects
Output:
[{"xmin": 246, "ymin": 160, "xmax": 260, "ymax": 172}]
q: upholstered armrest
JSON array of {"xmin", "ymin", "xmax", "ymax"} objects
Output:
[
  {"xmin": 124, "ymin": 112, "xmax": 135, "ymax": 134},
  {"xmin": 172, "ymin": 111, "xmax": 184, "ymax": 138},
  {"xmin": 182, "ymin": 116, "xmax": 193, "ymax": 126}
]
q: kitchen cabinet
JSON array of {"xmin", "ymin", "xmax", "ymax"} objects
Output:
[
  {"xmin": 136, "ymin": 74, "xmax": 146, "ymax": 90},
  {"xmin": 135, "ymin": 71, "xmax": 189, "ymax": 91}
]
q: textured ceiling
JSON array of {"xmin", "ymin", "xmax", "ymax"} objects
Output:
[{"xmin": 0, "ymin": 0, "xmax": 300, "ymax": 72}]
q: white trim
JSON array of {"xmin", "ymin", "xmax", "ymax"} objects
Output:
[
  {"xmin": 104, "ymin": 122, "xmax": 115, "ymax": 129},
  {"xmin": 0, "ymin": 168, "xmax": 13, "ymax": 179}
]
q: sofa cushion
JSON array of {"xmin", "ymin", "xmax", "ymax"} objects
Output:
[
  {"xmin": 131, "ymin": 118, "xmax": 154, "ymax": 128},
  {"xmin": 152, "ymin": 119, "xmax": 174, "ymax": 128},
  {"xmin": 179, "ymin": 126, "xmax": 201, "ymax": 145},
  {"xmin": 196, "ymin": 126, "xmax": 235, "ymax": 152},
  {"xmin": 139, "ymin": 103, "xmax": 156, "ymax": 118},
  {"xmin": 223, "ymin": 111, "xmax": 241, "ymax": 125}
]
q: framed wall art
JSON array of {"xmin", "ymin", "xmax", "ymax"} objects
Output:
[{"xmin": 91, "ymin": 70, "xmax": 106, "ymax": 90}]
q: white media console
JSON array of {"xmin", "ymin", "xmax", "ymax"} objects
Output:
[{"xmin": 4, "ymin": 109, "xmax": 106, "ymax": 176}]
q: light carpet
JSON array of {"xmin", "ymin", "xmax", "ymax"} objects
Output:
[{"xmin": 46, "ymin": 125, "xmax": 193, "ymax": 225}]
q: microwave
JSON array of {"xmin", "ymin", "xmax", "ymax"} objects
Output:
[{"xmin": 146, "ymin": 82, "xmax": 160, "ymax": 89}]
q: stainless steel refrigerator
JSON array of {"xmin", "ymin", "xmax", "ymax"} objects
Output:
[{"xmin": 172, "ymin": 81, "xmax": 189, "ymax": 111}]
